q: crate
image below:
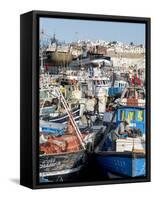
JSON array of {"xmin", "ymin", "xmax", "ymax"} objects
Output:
[{"xmin": 116, "ymin": 137, "xmax": 145, "ymax": 152}]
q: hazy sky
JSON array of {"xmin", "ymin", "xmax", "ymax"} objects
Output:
[{"xmin": 40, "ymin": 17, "xmax": 145, "ymax": 45}]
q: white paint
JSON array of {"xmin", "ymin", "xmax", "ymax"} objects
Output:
[
  {"xmin": 129, "ymin": 123, "xmax": 136, "ymax": 127},
  {"xmin": 116, "ymin": 137, "xmax": 145, "ymax": 152}
]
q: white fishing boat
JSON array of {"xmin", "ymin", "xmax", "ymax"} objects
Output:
[{"xmin": 120, "ymin": 87, "xmax": 145, "ymax": 107}]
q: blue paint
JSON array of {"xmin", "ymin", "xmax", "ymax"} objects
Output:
[
  {"xmin": 117, "ymin": 106, "xmax": 145, "ymax": 135},
  {"xmin": 132, "ymin": 157, "xmax": 145, "ymax": 177},
  {"xmin": 96, "ymin": 155, "xmax": 145, "ymax": 177},
  {"xmin": 108, "ymin": 87, "xmax": 123, "ymax": 96},
  {"xmin": 41, "ymin": 126, "xmax": 64, "ymax": 136},
  {"xmin": 103, "ymin": 106, "xmax": 145, "ymax": 135}
]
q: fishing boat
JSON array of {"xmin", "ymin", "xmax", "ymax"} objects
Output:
[
  {"xmin": 108, "ymin": 80, "xmax": 128, "ymax": 97},
  {"xmin": 40, "ymin": 120, "xmax": 66, "ymax": 136},
  {"xmin": 39, "ymin": 88, "xmax": 88, "ymax": 183},
  {"xmin": 95, "ymin": 151, "xmax": 145, "ymax": 177},
  {"xmin": 41, "ymin": 106, "xmax": 80, "ymax": 124},
  {"xmin": 94, "ymin": 85, "xmax": 146, "ymax": 178},
  {"xmin": 40, "ymin": 148, "xmax": 87, "ymax": 182},
  {"xmin": 44, "ymin": 34, "xmax": 73, "ymax": 66},
  {"xmin": 39, "ymin": 125, "xmax": 104, "ymax": 182},
  {"xmin": 120, "ymin": 87, "xmax": 145, "ymax": 107},
  {"xmin": 94, "ymin": 77, "xmax": 111, "ymax": 97},
  {"xmin": 40, "ymin": 86, "xmax": 80, "ymax": 124}
]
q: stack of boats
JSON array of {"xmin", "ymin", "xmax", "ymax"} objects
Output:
[
  {"xmin": 40, "ymin": 87, "xmax": 146, "ymax": 181},
  {"xmin": 39, "ymin": 87, "xmax": 103, "ymax": 182}
]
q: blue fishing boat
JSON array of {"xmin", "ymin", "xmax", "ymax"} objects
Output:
[
  {"xmin": 40, "ymin": 121, "xmax": 66, "ymax": 136},
  {"xmin": 108, "ymin": 80, "xmax": 128, "ymax": 97},
  {"xmin": 42, "ymin": 106, "xmax": 80, "ymax": 124},
  {"xmin": 96, "ymin": 151, "xmax": 145, "ymax": 177},
  {"xmin": 95, "ymin": 105, "xmax": 146, "ymax": 177}
]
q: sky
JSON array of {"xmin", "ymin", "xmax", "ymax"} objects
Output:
[{"xmin": 40, "ymin": 17, "xmax": 145, "ymax": 45}]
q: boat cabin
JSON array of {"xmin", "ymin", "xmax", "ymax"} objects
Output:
[
  {"xmin": 108, "ymin": 80, "xmax": 128, "ymax": 96},
  {"xmin": 120, "ymin": 87, "xmax": 145, "ymax": 107},
  {"xmin": 103, "ymin": 106, "xmax": 145, "ymax": 135}
]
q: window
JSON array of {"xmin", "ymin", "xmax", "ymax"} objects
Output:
[
  {"xmin": 120, "ymin": 110, "xmax": 126, "ymax": 121},
  {"xmin": 128, "ymin": 111, "xmax": 136, "ymax": 121},
  {"xmin": 138, "ymin": 110, "xmax": 144, "ymax": 121}
]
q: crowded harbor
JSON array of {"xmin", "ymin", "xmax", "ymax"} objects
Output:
[{"xmin": 39, "ymin": 20, "xmax": 146, "ymax": 183}]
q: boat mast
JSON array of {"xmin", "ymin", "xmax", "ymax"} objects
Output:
[
  {"xmin": 55, "ymin": 87, "xmax": 86, "ymax": 150},
  {"xmin": 95, "ymin": 87, "xmax": 128, "ymax": 152}
]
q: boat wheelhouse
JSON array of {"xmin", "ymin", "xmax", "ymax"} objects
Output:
[
  {"xmin": 108, "ymin": 80, "xmax": 128, "ymax": 96},
  {"xmin": 120, "ymin": 87, "xmax": 145, "ymax": 107},
  {"xmin": 103, "ymin": 106, "xmax": 145, "ymax": 135}
]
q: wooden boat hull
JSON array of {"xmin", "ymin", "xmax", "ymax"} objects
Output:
[
  {"xmin": 95, "ymin": 152, "xmax": 145, "ymax": 177},
  {"xmin": 39, "ymin": 150, "xmax": 87, "ymax": 182}
]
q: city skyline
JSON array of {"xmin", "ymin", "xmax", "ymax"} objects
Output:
[{"xmin": 40, "ymin": 17, "xmax": 145, "ymax": 45}]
